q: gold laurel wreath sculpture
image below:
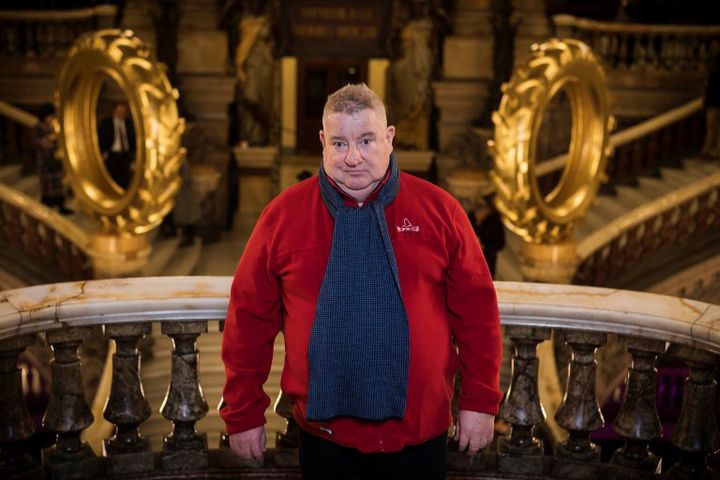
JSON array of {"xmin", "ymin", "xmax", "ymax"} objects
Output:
[
  {"xmin": 490, "ymin": 38, "xmax": 613, "ymax": 244},
  {"xmin": 56, "ymin": 29, "xmax": 185, "ymax": 236}
]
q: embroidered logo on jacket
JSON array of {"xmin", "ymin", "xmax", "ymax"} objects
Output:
[{"xmin": 396, "ymin": 218, "xmax": 420, "ymax": 232}]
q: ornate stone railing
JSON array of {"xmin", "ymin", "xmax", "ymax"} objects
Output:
[
  {"xmin": 0, "ymin": 184, "xmax": 92, "ymax": 282},
  {"xmin": 574, "ymin": 169, "xmax": 720, "ymax": 287},
  {"xmin": 553, "ymin": 14, "xmax": 720, "ymax": 72},
  {"xmin": 536, "ymin": 97, "xmax": 704, "ymax": 194},
  {"xmin": 0, "ymin": 5, "xmax": 117, "ymax": 58},
  {"xmin": 1, "ymin": 277, "xmax": 718, "ymax": 478}
]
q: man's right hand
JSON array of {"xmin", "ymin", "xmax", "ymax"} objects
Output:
[{"xmin": 229, "ymin": 425, "xmax": 266, "ymax": 461}]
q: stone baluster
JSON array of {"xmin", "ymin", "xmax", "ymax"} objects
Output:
[
  {"xmin": 647, "ymin": 33, "xmax": 659, "ymax": 68},
  {"xmin": 552, "ymin": 331, "xmax": 607, "ymax": 480},
  {"xmin": 160, "ymin": 321, "xmax": 209, "ymax": 471},
  {"xmin": 631, "ymin": 34, "xmax": 646, "ymax": 70},
  {"xmin": 497, "ymin": 326, "xmax": 551, "ymax": 475},
  {"xmin": 663, "ymin": 345, "xmax": 720, "ymax": 479},
  {"xmin": 616, "ymin": 34, "xmax": 626, "ymax": 68},
  {"xmin": 609, "ymin": 32, "xmax": 620, "ymax": 68},
  {"xmin": 608, "ymin": 338, "xmax": 666, "ymax": 479},
  {"xmin": 102, "ymin": 323, "xmax": 153, "ymax": 475},
  {"xmin": 43, "ymin": 327, "xmax": 103, "ymax": 479},
  {"xmin": 0, "ymin": 335, "xmax": 42, "ymax": 479}
]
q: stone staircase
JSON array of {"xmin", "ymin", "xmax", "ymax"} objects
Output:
[
  {"xmin": 0, "ymin": 167, "xmax": 204, "ymax": 282},
  {"xmin": 495, "ymin": 158, "xmax": 720, "ymax": 282}
]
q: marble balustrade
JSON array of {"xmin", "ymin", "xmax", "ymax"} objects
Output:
[
  {"xmin": 0, "ymin": 277, "xmax": 718, "ymax": 479},
  {"xmin": 0, "ymin": 184, "xmax": 92, "ymax": 282},
  {"xmin": 553, "ymin": 15, "xmax": 720, "ymax": 73},
  {"xmin": 0, "ymin": 6, "xmax": 117, "ymax": 59}
]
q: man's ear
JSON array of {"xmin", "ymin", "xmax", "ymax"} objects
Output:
[
  {"xmin": 319, "ymin": 130, "xmax": 325, "ymax": 148},
  {"xmin": 386, "ymin": 125, "xmax": 396, "ymax": 147}
]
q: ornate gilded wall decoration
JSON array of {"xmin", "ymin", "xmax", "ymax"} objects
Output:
[
  {"xmin": 490, "ymin": 38, "xmax": 613, "ymax": 244},
  {"xmin": 56, "ymin": 29, "xmax": 185, "ymax": 237}
]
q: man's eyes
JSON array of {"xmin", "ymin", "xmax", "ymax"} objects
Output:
[{"xmin": 331, "ymin": 138, "xmax": 373, "ymax": 149}]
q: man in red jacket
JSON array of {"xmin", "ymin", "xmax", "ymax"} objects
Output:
[{"xmin": 221, "ymin": 83, "xmax": 502, "ymax": 479}]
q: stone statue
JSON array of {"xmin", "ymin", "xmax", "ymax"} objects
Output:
[
  {"xmin": 234, "ymin": 1, "xmax": 275, "ymax": 146},
  {"xmin": 388, "ymin": 1, "xmax": 435, "ymax": 151}
]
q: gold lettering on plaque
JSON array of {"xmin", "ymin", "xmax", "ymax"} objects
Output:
[{"xmin": 294, "ymin": 24, "xmax": 334, "ymax": 38}]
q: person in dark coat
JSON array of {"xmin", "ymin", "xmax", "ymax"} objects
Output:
[
  {"xmin": 98, "ymin": 101, "xmax": 136, "ymax": 189},
  {"xmin": 33, "ymin": 103, "xmax": 70, "ymax": 214},
  {"xmin": 701, "ymin": 39, "xmax": 720, "ymax": 160},
  {"xmin": 468, "ymin": 195, "xmax": 505, "ymax": 278}
]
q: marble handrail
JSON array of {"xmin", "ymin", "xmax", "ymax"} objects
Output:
[
  {"xmin": 1, "ymin": 277, "xmax": 718, "ymax": 353},
  {"xmin": 1, "ymin": 277, "xmax": 719, "ymax": 478},
  {"xmin": 0, "ymin": 100, "xmax": 38, "ymax": 128},
  {"xmin": 553, "ymin": 14, "xmax": 720, "ymax": 36},
  {"xmin": 0, "ymin": 5, "xmax": 117, "ymax": 22}
]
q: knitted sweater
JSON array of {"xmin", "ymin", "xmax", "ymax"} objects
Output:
[{"xmin": 221, "ymin": 172, "xmax": 503, "ymax": 453}]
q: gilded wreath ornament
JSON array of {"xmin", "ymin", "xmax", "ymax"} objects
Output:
[
  {"xmin": 56, "ymin": 29, "xmax": 185, "ymax": 236},
  {"xmin": 490, "ymin": 38, "xmax": 613, "ymax": 244}
]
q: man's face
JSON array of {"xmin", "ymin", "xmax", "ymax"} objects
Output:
[
  {"xmin": 114, "ymin": 104, "xmax": 128, "ymax": 119},
  {"xmin": 319, "ymin": 108, "xmax": 395, "ymax": 202}
]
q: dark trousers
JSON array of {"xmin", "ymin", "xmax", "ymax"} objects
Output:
[
  {"xmin": 106, "ymin": 152, "xmax": 132, "ymax": 189},
  {"xmin": 298, "ymin": 428, "xmax": 447, "ymax": 480}
]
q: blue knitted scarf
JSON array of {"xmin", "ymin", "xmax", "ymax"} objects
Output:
[{"xmin": 306, "ymin": 154, "xmax": 409, "ymax": 421}]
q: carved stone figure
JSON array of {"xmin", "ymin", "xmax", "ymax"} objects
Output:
[
  {"xmin": 234, "ymin": 1, "xmax": 275, "ymax": 146},
  {"xmin": 389, "ymin": 1, "xmax": 435, "ymax": 151}
]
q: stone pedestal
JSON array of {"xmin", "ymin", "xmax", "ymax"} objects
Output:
[
  {"xmin": 278, "ymin": 155, "xmax": 319, "ymax": 192},
  {"xmin": 445, "ymin": 167, "xmax": 494, "ymax": 211},
  {"xmin": 234, "ymin": 146, "xmax": 278, "ymax": 233},
  {"xmin": 512, "ymin": 0, "xmax": 551, "ymax": 68},
  {"xmin": 87, "ymin": 232, "xmax": 151, "ymax": 278},
  {"xmin": 395, "ymin": 150, "xmax": 435, "ymax": 178},
  {"xmin": 434, "ymin": 0, "xmax": 493, "ymax": 152},
  {"xmin": 189, "ymin": 163, "xmax": 222, "ymax": 242},
  {"xmin": 119, "ymin": 0, "xmax": 155, "ymax": 45},
  {"xmin": 519, "ymin": 240, "xmax": 579, "ymax": 284},
  {"xmin": 181, "ymin": 76, "xmax": 235, "ymax": 147},
  {"xmin": 433, "ymin": 80, "xmax": 491, "ymax": 152}
]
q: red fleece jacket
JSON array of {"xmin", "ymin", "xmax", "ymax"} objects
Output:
[{"xmin": 221, "ymin": 172, "xmax": 502, "ymax": 453}]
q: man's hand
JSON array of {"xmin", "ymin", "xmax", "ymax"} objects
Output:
[
  {"xmin": 229, "ymin": 426, "xmax": 266, "ymax": 461},
  {"xmin": 454, "ymin": 410, "xmax": 494, "ymax": 457}
]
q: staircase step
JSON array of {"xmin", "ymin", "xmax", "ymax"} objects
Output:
[
  {"xmin": 161, "ymin": 237, "xmax": 202, "ymax": 276},
  {"xmin": 13, "ymin": 174, "xmax": 40, "ymax": 198},
  {"xmin": 684, "ymin": 158, "xmax": 720, "ymax": 176},
  {"xmin": 635, "ymin": 176, "xmax": 675, "ymax": 200},
  {"xmin": 141, "ymin": 236, "xmax": 181, "ymax": 276},
  {"xmin": 0, "ymin": 164, "xmax": 22, "ymax": 184}
]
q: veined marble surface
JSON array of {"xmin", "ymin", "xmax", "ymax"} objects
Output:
[{"xmin": 1, "ymin": 278, "xmax": 718, "ymax": 354}]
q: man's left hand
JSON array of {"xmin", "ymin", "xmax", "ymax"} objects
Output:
[{"xmin": 454, "ymin": 410, "xmax": 495, "ymax": 456}]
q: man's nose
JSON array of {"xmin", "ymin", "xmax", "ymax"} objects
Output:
[{"xmin": 344, "ymin": 144, "xmax": 360, "ymax": 166}]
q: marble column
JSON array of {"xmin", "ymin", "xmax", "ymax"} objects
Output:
[
  {"xmin": 553, "ymin": 330, "xmax": 607, "ymax": 480},
  {"xmin": 0, "ymin": 335, "xmax": 42, "ymax": 480},
  {"xmin": 43, "ymin": 327, "xmax": 104, "ymax": 479},
  {"xmin": 608, "ymin": 337, "xmax": 666, "ymax": 479},
  {"xmin": 103, "ymin": 323, "xmax": 154, "ymax": 475},
  {"xmin": 662, "ymin": 345, "xmax": 720, "ymax": 480},
  {"xmin": 160, "ymin": 321, "xmax": 209, "ymax": 471},
  {"xmin": 497, "ymin": 326, "xmax": 551, "ymax": 475}
]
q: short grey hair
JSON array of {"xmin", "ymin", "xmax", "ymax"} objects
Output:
[{"xmin": 322, "ymin": 83, "xmax": 387, "ymax": 128}]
